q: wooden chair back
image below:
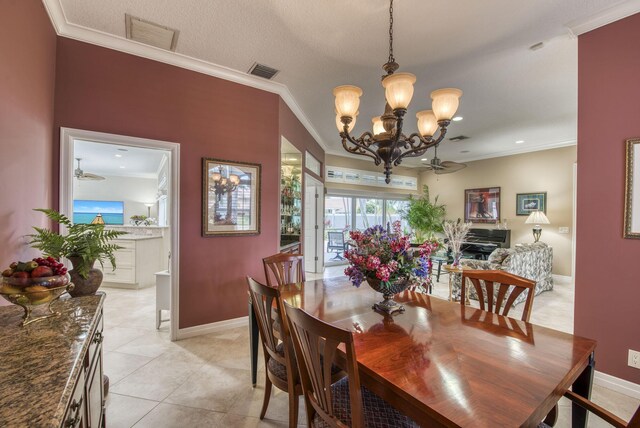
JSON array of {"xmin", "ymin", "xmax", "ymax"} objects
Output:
[
  {"xmin": 247, "ymin": 277, "xmax": 292, "ymax": 372},
  {"xmin": 461, "ymin": 270, "xmax": 536, "ymax": 322},
  {"xmin": 263, "ymin": 253, "xmax": 305, "ymax": 287},
  {"xmin": 284, "ymin": 302, "xmax": 364, "ymax": 428}
]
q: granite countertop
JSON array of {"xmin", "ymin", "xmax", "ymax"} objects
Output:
[{"xmin": 0, "ymin": 293, "xmax": 105, "ymax": 427}]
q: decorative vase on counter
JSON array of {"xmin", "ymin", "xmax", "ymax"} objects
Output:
[{"xmin": 67, "ymin": 257, "xmax": 104, "ymax": 297}]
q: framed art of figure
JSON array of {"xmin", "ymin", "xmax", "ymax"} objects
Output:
[
  {"xmin": 516, "ymin": 192, "xmax": 547, "ymax": 216},
  {"xmin": 202, "ymin": 158, "xmax": 261, "ymax": 236},
  {"xmin": 464, "ymin": 187, "xmax": 500, "ymax": 223},
  {"xmin": 624, "ymin": 138, "xmax": 639, "ymax": 239}
]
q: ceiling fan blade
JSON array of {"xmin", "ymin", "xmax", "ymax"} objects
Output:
[
  {"xmin": 78, "ymin": 172, "xmax": 106, "ymax": 181},
  {"xmin": 434, "ymin": 161, "xmax": 467, "ymax": 174}
]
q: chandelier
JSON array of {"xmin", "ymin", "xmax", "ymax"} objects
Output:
[
  {"xmin": 210, "ymin": 166, "xmax": 240, "ymax": 200},
  {"xmin": 334, "ymin": 0, "xmax": 462, "ymax": 183}
]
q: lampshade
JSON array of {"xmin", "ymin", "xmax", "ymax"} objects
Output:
[
  {"xmin": 372, "ymin": 116, "xmax": 385, "ymax": 135},
  {"xmin": 525, "ymin": 211, "xmax": 550, "ymax": 225},
  {"xmin": 431, "ymin": 88, "xmax": 463, "ymax": 121},
  {"xmin": 229, "ymin": 174, "xmax": 240, "ymax": 185},
  {"xmin": 416, "ymin": 110, "xmax": 438, "ymax": 137},
  {"xmin": 333, "ymin": 85, "xmax": 363, "ymax": 118},
  {"xmin": 211, "ymin": 171, "xmax": 221, "ymax": 182},
  {"xmin": 382, "ymin": 72, "xmax": 416, "ymax": 110},
  {"xmin": 335, "ymin": 113, "xmax": 357, "ymax": 133}
]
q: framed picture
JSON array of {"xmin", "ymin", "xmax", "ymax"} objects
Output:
[
  {"xmin": 464, "ymin": 187, "xmax": 500, "ymax": 223},
  {"xmin": 624, "ymin": 138, "xmax": 640, "ymax": 239},
  {"xmin": 516, "ymin": 192, "xmax": 547, "ymax": 216},
  {"xmin": 202, "ymin": 158, "xmax": 261, "ymax": 236}
]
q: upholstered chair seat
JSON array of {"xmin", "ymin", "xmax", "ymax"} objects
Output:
[{"xmin": 313, "ymin": 377, "xmax": 419, "ymax": 428}]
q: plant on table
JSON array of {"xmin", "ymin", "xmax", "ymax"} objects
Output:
[
  {"xmin": 344, "ymin": 221, "xmax": 438, "ymax": 292},
  {"xmin": 29, "ymin": 208, "xmax": 126, "ymax": 278}
]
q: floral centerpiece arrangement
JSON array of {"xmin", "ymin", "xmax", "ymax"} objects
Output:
[
  {"xmin": 442, "ymin": 219, "xmax": 472, "ymax": 267},
  {"xmin": 344, "ymin": 221, "xmax": 438, "ymax": 314},
  {"xmin": 130, "ymin": 215, "xmax": 156, "ymax": 226}
]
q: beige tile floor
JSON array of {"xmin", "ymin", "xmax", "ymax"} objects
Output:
[{"xmin": 103, "ymin": 268, "xmax": 639, "ymax": 427}]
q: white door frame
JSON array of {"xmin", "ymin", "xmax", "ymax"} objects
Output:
[
  {"xmin": 60, "ymin": 128, "xmax": 181, "ymax": 341},
  {"xmin": 304, "ymin": 173, "xmax": 324, "ymax": 272}
]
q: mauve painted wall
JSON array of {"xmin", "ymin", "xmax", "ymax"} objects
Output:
[
  {"xmin": 53, "ymin": 38, "xmax": 284, "ymax": 328},
  {"xmin": 0, "ymin": 1, "xmax": 56, "ymax": 272},
  {"xmin": 576, "ymin": 13, "xmax": 640, "ymax": 383}
]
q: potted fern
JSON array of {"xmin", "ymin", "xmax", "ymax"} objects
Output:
[
  {"xmin": 29, "ymin": 209, "xmax": 127, "ymax": 297},
  {"xmin": 402, "ymin": 186, "xmax": 446, "ymax": 243}
]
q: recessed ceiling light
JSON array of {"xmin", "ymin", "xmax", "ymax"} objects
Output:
[
  {"xmin": 421, "ymin": 158, "xmax": 428, "ymax": 161},
  {"xmin": 115, "ymin": 154, "xmax": 122, "ymax": 158},
  {"xmin": 119, "ymin": 166, "xmax": 126, "ymax": 169},
  {"xmin": 515, "ymin": 140, "xmax": 525, "ymax": 144},
  {"xmin": 452, "ymin": 116, "xmax": 463, "ymax": 122}
]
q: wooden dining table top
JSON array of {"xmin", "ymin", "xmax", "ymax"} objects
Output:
[{"xmin": 279, "ymin": 276, "xmax": 597, "ymax": 428}]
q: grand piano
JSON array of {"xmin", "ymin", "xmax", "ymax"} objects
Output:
[{"xmin": 460, "ymin": 228, "xmax": 511, "ymax": 260}]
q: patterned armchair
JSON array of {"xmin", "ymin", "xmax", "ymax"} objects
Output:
[{"xmin": 451, "ymin": 242, "xmax": 554, "ymax": 304}]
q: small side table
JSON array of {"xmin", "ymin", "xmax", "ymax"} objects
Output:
[{"xmin": 443, "ymin": 264, "xmax": 471, "ymax": 305}]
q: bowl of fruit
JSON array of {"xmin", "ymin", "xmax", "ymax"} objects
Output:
[{"xmin": 0, "ymin": 257, "xmax": 74, "ymax": 326}]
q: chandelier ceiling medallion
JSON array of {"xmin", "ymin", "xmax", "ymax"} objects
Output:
[
  {"xmin": 210, "ymin": 166, "xmax": 240, "ymax": 200},
  {"xmin": 334, "ymin": 0, "xmax": 463, "ymax": 183}
]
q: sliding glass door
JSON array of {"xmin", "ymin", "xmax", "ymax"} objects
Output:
[{"xmin": 324, "ymin": 193, "xmax": 411, "ymax": 266}]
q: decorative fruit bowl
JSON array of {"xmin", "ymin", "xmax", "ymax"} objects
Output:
[{"xmin": 1, "ymin": 267, "xmax": 73, "ymax": 326}]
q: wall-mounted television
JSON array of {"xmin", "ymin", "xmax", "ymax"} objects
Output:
[{"xmin": 73, "ymin": 200, "xmax": 124, "ymax": 225}]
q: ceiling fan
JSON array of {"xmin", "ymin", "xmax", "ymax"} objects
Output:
[
  {"xmin": 74, "ymin": 158, "xmax": 105, "ymax": 181},
  {"xmin": 421, "ymin": 146, "xmax": 467, "ymax": 175}
]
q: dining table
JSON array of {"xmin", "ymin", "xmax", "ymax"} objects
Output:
[{"xmin": 248, "ymin": 276, "xmax": 597, "ymax": 427}]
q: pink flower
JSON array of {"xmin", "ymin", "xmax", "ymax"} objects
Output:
[
  {"xmin": 375, "ymin": 265, "xmax": 391, "ymax": 281},
  {"xmin": 365, "ymin": 256, "xmax": 381, "ymax": 270},
  {"xmin": 392, "ymin": 220, "xmax": 402, "ymax": 235}
]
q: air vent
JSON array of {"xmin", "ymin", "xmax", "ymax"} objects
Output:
[
  {"xmin": 449, "ymin": 135, "xmax": 470, "ymax": 142},
  {"xmin": 248, "ymin": 63, "xmax": 280, "ymax": 80},
  {"xmin": 126, "ymin": 14, "xmax": 179, "ymax": 51}
]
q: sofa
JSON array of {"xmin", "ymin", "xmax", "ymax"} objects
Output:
[{"xmin": 451, "ymin": 242, "xmax": 554, "ymax": 304}]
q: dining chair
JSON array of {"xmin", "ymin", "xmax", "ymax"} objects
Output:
[
  {"xmin": 283, "ymin": 301, "xmax": 420, "ymax": 428},
  {"xmin": 538, "ymin": 391, "xmax": 640, "ymax": 428},
  {"xmin": 263, "ymin": 253, "xmax": 305, "ymax": 287},
  {"xmin": 247, "ymin": 276, "xmax": 301, "ymax": 427},
  {"xmin": 461, "ymin": 269, "xmax": 536, "ymax": 322}
]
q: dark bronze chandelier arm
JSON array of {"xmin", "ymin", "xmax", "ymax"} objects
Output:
[{"xmin": 342, "ymin": 138, "xmax": 380, "ymax": 165}]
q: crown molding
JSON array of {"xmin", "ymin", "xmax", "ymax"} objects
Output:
[
  {"xmin": 41, "ymin": 0, "xmax": 328, "ymax": 151},
  {"xmin": 566, "ymin": 0, "xmax": 640, "ymax": 36}
]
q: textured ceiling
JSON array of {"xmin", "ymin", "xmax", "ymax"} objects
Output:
[{"xmin": 57, "ymin": 0, "xmax": 626, "ymax": 164}]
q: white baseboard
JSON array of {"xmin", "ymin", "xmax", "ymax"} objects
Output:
[
  {"xmin": 176, "ymin": 316, "xmax": 248, "ymax": 340},
  {"xmin": 552, "ymin": 274, "xmax": 572, "ymax": 284},
  {"xmin": 594, "ymin": 370, "xmax": 640, "ymax": 400}
]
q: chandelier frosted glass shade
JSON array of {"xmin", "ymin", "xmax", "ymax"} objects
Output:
[
  {"xmin": 431, "ymin": 88, "xmax": 463, "ymax": 121},
  {"xmin": 416, "ymin": 110, "xmax": 438, "ymax": 137},
  {"xmin": 381, "ymin": 72, "xmax": 416, "ymax": 110},
  {"xmin": 333, "ymin": 85, "xmax": 363, "ymax": 118},
  {"xmin": 372, "ymin": 116, "xmax": 385, "ymax": 135}
]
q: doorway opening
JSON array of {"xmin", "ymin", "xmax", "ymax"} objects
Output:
[
  {"xmin": 303, "ymin": 174, "xmax": 324, "ymax": 273},
  {"xmin": 60, "ymin": 128, "xmax": 180, "ymax": 341}
]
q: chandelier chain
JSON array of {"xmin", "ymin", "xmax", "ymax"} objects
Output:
[{"xmin": 388, "ymin": 0, "xmax": 394, "ymax": 64}]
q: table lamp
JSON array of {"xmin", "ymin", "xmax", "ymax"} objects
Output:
[{"xmin": 525, "ymin": 211, "xmax": 550, "ymax": 242}]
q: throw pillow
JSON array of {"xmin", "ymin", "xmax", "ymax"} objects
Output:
[{"xmin": 488, "ymin": 248, "xmax": 510, "ymax": 264}]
